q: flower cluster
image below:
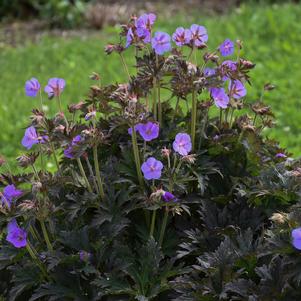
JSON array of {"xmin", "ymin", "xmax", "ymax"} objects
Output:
[{"xmin": 0, "ymin": 12, "xmax": 300, "ymax": 301}]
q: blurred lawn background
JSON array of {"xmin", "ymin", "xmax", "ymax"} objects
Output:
[{"xmin": 0, "ymin": 1, "xmax": 300, "ymax": 167}]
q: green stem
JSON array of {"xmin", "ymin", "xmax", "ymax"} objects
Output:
[
  {"xmin": 40, "ymin": 220, "xmax": 53, "ymax": 252},
  {"xmin": 76, "ymin": 158, "xmax": 93, "ymax": 193},
  {"xmin": 32, "ymin": 164, "xmax": 40, "ymax": 180},
  {"xmin": 93, "ymin": 146, "xmax": 105, "ymax": 200},
  {"xmin": 229, "ymin": 108, "xmax": 235, "ymax": 127},
  {"xmin": 131, "ymin": 126, "xmax": 144, "ymax": 187},
  {"xmin": 149, "ymin": 210, "xmax": 156, "ymax": 238},
  {"xmin": 29, "ymin": 225, "xmax": 41, "ymax": 242},
  {"xmin": 50, "ymin": 142, "xmax": 60, "ymax": 171},
  {"xmin": 219, "ymin": 109, "xmax": 223, "ymax": 128},
  {"xmin": 39, "ymin": 89, "xmax": 44, "ymax": 111},
  {"xmin": 191, "ymin": 89, "xmax": 197, "ymax": 150},
  {"xmin": 85, "ymin": 156, "xmax": 99, "ymax": 194},
  {"xmin": 119, "ymin": 53, "xmax": 131, "ymax": 80},
  {"xmin": 39, "ymin": 144, "xmax": 45, "ymax": 172},
  {"xmin": 157, "ymin": 80, "xmax": 162, "ymax": 125},
  {"xmin": 152, "ymin": 78, "xmax": 157, "ymax": 120},
  {"xmin": 159, "ymin": 208, "xmax": 169, "ymax": 247},
  {"xmin": 26, "ymin": 242, "xmax": 49, "ymax": 280},
  {"xmin": 173, "ymin": 97, "xmax": 180, "ymax": 121}
]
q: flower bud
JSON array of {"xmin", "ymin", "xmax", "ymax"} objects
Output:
[
  {"xmin": 89, "ymin": 72, "xmax": 100, "ymax": 81},
  {"xmin": 236, "ymin": 39, "xmax": 243, "ymax": 49},
  {"xmin": 203, "ymin": 52, "xmax": 219, "ymax": 63},
  {"xmin": 264, "ymin": 83, "xmax": 276, "ymax": 91},
  {"xmin": 239, "ymin": 58, "xmax": 256, "ymax": 70}
]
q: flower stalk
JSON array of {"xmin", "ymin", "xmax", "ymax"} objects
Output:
[
  {"xmin": 191, "ymin": 89, "xmax": 197, "ymax": 150},
  {"xmin": 76, "ymin": 157, "xmax": 93, "ymax": 193},
  {"xmin": 159, "ymin": 207, "xmax": 169, "ymax": 247},
  {"xmin": 26, "ymin": 241, "xmax": 49, "ymax": 280},
  {"xmin": 131, "ymin": 125, "xmax": 144, "ymax": 187},
  {"xmin": 150, "ymin": 209, "xmax": 156, "ymax": 238},
  {"xmin": 40, "ymin": 220, "xmax": 53, "ymax": 252},
  {"xmin": 93, "ymin": 145, "xmax": 105, "ymax": 200}
]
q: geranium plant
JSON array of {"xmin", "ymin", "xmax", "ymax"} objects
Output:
[{"xmin": 1, "ymin": 13, "xmax": 301, "ymax": 301}]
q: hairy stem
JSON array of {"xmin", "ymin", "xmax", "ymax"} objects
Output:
[
  {"xmin": 85, "ymin": 156, "xmax": 99, "ymax": 194},
  {"xmin": 76, "ymin": 158, "xmax": 93, "ymax": 193},
  {"xmin": 93, "ymin": 146, "xmax": 105, "ymax": 200},
  {"xmin": 26, "ymin": 242, "xmax": 50, "ymax": 280},
  {"xmin": 40, "ymin": 220, "xmax": 53, "ymax": 252},
  {"xmin": 191, "ymin": 89, "xmax": 197, "ymax": 150},
  {"xmin": 131, "ymin": 125, "xmax": 144, "ymax": 187},
  {"xmin": 119, "ymin": 53, "xmax": 131, "ymax": 80},
  {"xmin": 149, "ymin": 210, "xmax": 156, "ymax": 238},
  {"xmin": 152, "ymin": 78, "xmax": 157, "ymax": 120},
  {"xmin": 50, "ymin": 142, "xmax": 60, "ymax": 171},
  {"xmin": 159, "ymin": 208, "xmax": 169, "ymax": 247}
]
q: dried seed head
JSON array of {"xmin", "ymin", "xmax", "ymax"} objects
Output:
[
  {"xmin": 17, "ymin": 153, "xmax": 38, "ymax": 168},
  {"xmin": 31, "ymin": 109, "xmax": 45, "ymax": 126},
  {"xmin": 68, "ymin": 101, "xmax": 85, "ymax": 113},
  {"xmin": 149, "ymin": 189, "xmax": 164, "ymax": 202},
  {"xmin": 181, "ymin": 154, "xmax": 197, "ymax": 164},
  {"xmin": 18, "ymin": 200, "xmax": 36, "ymax": 212},
  {"xmin": 270, "ymin": 212, "xmax": 287, "ymax": 224},
  {"xmin": 161, "ymin": 147, "xmax": 171, "ymax": 158}
]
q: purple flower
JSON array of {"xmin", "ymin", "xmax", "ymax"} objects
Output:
[
  {"xmin": 64, "ymin": 135, "xmax": 82, "ymax": 159},
  {"xmin": 21, "ymin": 126, "xmax": 39, "ymax": 149},
  {"xmin": 172, "ymin": 27, "xmax": 192, "ymax": 46},
  {"xmin": 221, "ymin": 60, "xmax": 237, "ymax": 81},
  {"xmin": 79, "ymin": 250, "xmax": 91, "ymax": 262},
  {"xmin": 25, "ymin": 78, "xmax": 40, "ymax": 97},
  {"xmin": 141, "ymin": 157, "xmax": 163, "ymax": 180},
  {"xmin": 292, "ymin": 227, "xmax": 301, "ymax": 250},
  {"xmin": 126, "ymin": 28, "xmax": 135, "ymax": 48},
  {"xmin": 44, "ymin": 78, "xmax": 65, "ymax": 98},
  {"xmin": 204, "ymin": 67, "xmax": 216, "ymax": 77},
  {"xmin": 210, "ymin": 87, "xmax": 230, "ymax": 109},
  {"xmin": 151, "ymin": 32, "xmax": 171, "ymax": 55},
  {"xmin": 1, "ymin": 184, "xmax": 22, "ymax": 207},
  {"xmin": 162, "ymin": 191, "xmax": 176, "ymax": 202},
  {"xmin": 136, "ymin": 13, "xmax": 156, "ymax": 31},
  {"xmin": 229, "ymin": 80, "xmax": 247, "ymax": 99},
  {"xmin": 275, "ymin": 152, "xmax": 287, "ymax": 158},
  {"xmin": 190, "ymin": 24, "xmax": 208, "ymax": 47},
  {"xmin": 85, "ymin": 111, "xmax": 96, "ymax": 121},
  {"xmin": 219, "ymin": 39, "xmax": 234, "ymax": 57},
  {"xmin": 137, "ymin": 27, "xmax": 151, "ymax": 43},
  {"xmin": 128, "ymin": 124, "xmax": 141, "ymax": 136},
  {"xmin": 137, "ymin": 121, "xmax": 159, "ymax": 141},
  {"xmin": 173, "ymin": 133, "xmax": 192, "ymax": 156},
  {"xmin": 6, "ymin": 219, "xmax": 27, "ymax": 248}
]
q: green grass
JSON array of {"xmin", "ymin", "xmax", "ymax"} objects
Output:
[{"xmin": 0, "ymin": 2, "xmax": 300, "ymax": 167}]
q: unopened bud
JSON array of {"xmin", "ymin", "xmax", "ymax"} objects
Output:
[
  {"xmin": 264, "ymin": 83, "xmax": 276, "ymax": 91},
  {"xmin": 161, "ymin": 147, "xmax": 171, "ymax": 158}
]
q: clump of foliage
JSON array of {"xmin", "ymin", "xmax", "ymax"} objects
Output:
[{"xmin": 1, "ymin": 13, "xmax": 301, "ymax": 301}]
